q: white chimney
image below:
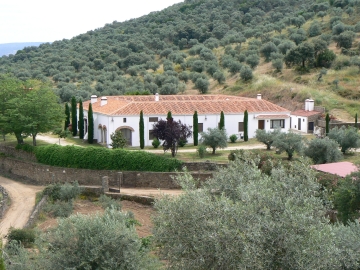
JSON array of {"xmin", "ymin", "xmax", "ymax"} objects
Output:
[
  {"xmin": 91, "ymin": 95, "xmax": 97, "ymax": 104},
  {"xmin": 305, "ymin": 99, "xmax": 310, "ymax": 111},
  {"xmin": 100, "ymin": 97, "xmax": 108, "ymax": 106},
  {"xmin": 257, "ymin": 94, "xmax": 262, "ymax": 100},
  {"xmin": 155, "ymin": 93, "xmax": 159, "ymax": 102},
  {"xmin": 308, "ymin": 99, "xmax": 314, "ymax": 112}
]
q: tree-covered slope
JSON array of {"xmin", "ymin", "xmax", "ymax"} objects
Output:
[{"xmin": 0, "ymin": 0, "xmax": 359, "ymax": 117}]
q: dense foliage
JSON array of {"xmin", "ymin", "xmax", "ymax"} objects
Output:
[
  {"xmin": 34, "ymin": 144, "xmax": 182, "ymax": 171},
  {"xmin": 255, "ymin": 128, "xmax": 281, "ymax": 150},
  {"xmin": 304, "ymin": 137, "xmax": 343, "ymax": 164},
  {"xmin": 110, "ymin": 130, "xmax": 127, "ymax": 149},
  {"xmin": 139, "ymin": 110, "xmax": 145, "ymax": 149},
  {"xmin": 153, "ymin": 155, "xmax": 360, "ymax": 269},
  {"xmin": 5, "ymin": 208, "xmax": 159, "ymax": 270},
  {"xmin": 328, "ymin": 125, "xmax": 360, "ymax": 153},
  {"xmin": 71, "ymin": 96, "xmax": 77, "ymax": 136},
  {"xmin": 0, "ymin": 0, "xmax": 358, "ymax": 103},
  {"xmin": 193, "ymin": 111, "xmax": 198, "ymax": 146}
]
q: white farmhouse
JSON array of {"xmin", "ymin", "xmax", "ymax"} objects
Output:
[{"xmin": 81, "ymin": 94, "xmax": 291, "ymax": 147}]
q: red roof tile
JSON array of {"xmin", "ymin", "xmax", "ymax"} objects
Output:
[
  {"xmin": 256, "ymin": 115, "xmax": 290, "ymax": 119},
  {"xmin": 291, "ymin": 110, "xmax": 322, "ymax": 117},
  {"xmin": 311, "ymin": 162, "xmax": 358, "ymax": 178},
  {"xmin": 83, "ymin": 95, "xmax": 290, "ymax": 116}
]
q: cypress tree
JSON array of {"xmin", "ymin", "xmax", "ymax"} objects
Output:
[
  {"xmin": 167, "ymin": 111, "xmax": 172, "ymax": 119},
  {"xmin": 244, "ymin": 110, "xmax": 249, "ymax": 141},
  {"xmin": 193, "ymin": 111, "xmax": 198, "ymax": 146},
  {"xmin": 325, "ymin": 113, "xmax": 330, "ymax": 136},
  {"xmin": 64, "ymin": 103, "xmax": 70, "ymax": 130},
  {"xmin": 355, "ymin": 113, "xmax": 358, "ymax": 129},
  {"xmin": 71, "ymin": 96, "xmax": 77, "ymax": 136},
  {"xmin": 79, "ymin": 99, "xmax": 84, "ymax": 139},
  {"xmin": 88, "ymin": 103, "xmax": 94, "ymax": 144},
  {"xmin": 139, "ymin": 110, "xmax": 145, "ymax": 149},
  {"xmin": 220, "ymin": 111, "xmax": 225, "ymax": 130}
]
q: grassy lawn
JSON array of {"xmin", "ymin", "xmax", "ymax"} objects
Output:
[
  {"xmin": 0, "ymin": 135, "xmax": 51, "ymax": 147},
  {"xmin": 64, "ymin": 137, "xmax": 106, "ymax": 148}
]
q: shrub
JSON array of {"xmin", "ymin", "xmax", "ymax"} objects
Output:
[
  {"xmin": 304, "ymin": 137, "xmax": 343, "ymax": 164},
  {"xmin": 110, "ymin": 130, "xmax": 127, "ymax": 149},
  {"xmin": 178, "ymin": 138, "xmax": 188, "ymax": 147},
  {"xmin": 35, "ymin": 145, "xmax": 182, "ymax": 172},
  {"xmin": 44, "ymin": 200, "xmax": 74, "ymax": 218},
  {"xmin": 152, "ymin": 138, "xmax": 161, "ymax": 148},
  {"xmin": 255, "ymin": 129, "xmax": 281, "ymax": 150},
  {"xmin": 197, "ymin": 145, "xmax": 207, "ymax": 158},
  {"xmin": 240, "ymin": 65, "xmax": 253, "ymax": 81},
  {"xmin": 43, "ymin": 182, "xmax": 81, "ymax": 202},
  {"xmin": 99, "ymin": 194, "xmax": 121, "ymax": 210},
  {"xmin": 328, "ymin": 126, "xmax": 360, "ymax": 153},
  {"xmin": 229, "ymin": 134, "xmax": 237, "ymax": 143},
  {"xmin": 15, "ymin": 143, "xmax": 35, "ymax": 153},
  {"xmin": 7, "ymin": 228, "xmax": 36, "ymax": 247}
]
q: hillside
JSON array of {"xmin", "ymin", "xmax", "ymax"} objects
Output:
[{"xmin": 0, "ymin": 0, "xmax": 359, "ymax": 119}]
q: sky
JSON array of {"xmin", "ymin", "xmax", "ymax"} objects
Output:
[{"xmin": 0, "ymin": 0, "xmax": 184, "ymax": 44}]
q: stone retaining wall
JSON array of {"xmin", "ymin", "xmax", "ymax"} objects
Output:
[
  {"xmin": 24, "ymin": 195, "xmax": 48, "ymax": 228},
  {"xmin": 0, "ymin": 145, "xmax": 37, "ymax": 162},
  {"xmin": 0, "ymin": 185, "xmax": 9, "ymax": 218},
  {"xmin": 0, "ymin": 156, "xmax": 213, "ymax": 189}
]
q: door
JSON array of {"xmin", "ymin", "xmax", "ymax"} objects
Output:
[
  {"xmin": 308, "ymin": 122, "xmax": 314, "ymax": 133},
  {"xmin": 121, "ymin": 128, "xmax": 132, "ymax": 146},
  {"xmin": 298, "ymin": 118, "xmax": 301, "ymax": 130},
  {"xmin": 258, "ymin": 120, "xmax": 265, "ymax": 130}
]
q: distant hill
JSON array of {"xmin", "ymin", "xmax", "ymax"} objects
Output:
[
  {"xmin": 0, "ymin": 42, "xmax": 46, "ymax": 56},
  {"xmin": 0, "ymin": 0, "xmax": 359, "ymax": 119}
]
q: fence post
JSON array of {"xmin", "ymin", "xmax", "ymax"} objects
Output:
[{"xmin": 102, "ymin": 176, "xmax": 109, "ymax": 193}]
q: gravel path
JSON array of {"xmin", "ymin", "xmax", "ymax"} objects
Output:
[{"xmin": 0, "ymin": 177, "xmax": 44, "ymax": 243}]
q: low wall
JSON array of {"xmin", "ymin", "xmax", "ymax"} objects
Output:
[
  {"xmin": 183, "ymin": 161, "xmax": 227, "ymax": 171},
  {"xmin": 24, "ymin": 195, "xmax": 48, "ymax": 228},
  {"xmin": 0, "ymin": 157, "xmax": 213, "ymax": 189},
  {"xmin": 0, "ymin": 185, "xmax": 9, "ymax": 218},
  {"xmin": 317, "ymin": 119, "xmax": 354, "ymax": 129},
  {"xmin": 0, "ymin": 145, "xmax": 37, "ymax": 162}
]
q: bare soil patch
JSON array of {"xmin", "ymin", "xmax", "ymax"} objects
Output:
[{"xmin": 37, "ymin": 199, "xmax": 156, "ymax": 238}]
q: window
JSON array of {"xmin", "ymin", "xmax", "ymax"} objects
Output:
[
  {"xmin": 270, "ymin": 119, "xmax": 285, "ymax": 129},
  {"xmin": 198, "ymin": 123, "xmax": 203, "ymax": 133},
  {"xmin": 123, "ymin": 118, "xmax": 126, "ymax": 123},
  {"xmin": 149, "ymin": 117, "xmax": 158, "ymax": 122},
  {"xmin": 149, "ymin": 130, "xmax": 155, "ymax": 140},
  {"xmin": 238, "ymin": 122, "xmax": 244, "ymax": 132}
]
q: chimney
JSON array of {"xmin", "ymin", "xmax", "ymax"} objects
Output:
[
  {"xmin": 308, "ymin": 99, "xmax": 314, "ymax": 112},
  {"xmin": 155, "ymin": 93, "xmax": 159, "ymax": 102},
  {"xmin": 305, "ymin": 99, "xmax": 310, "ymax": 111},
  {"xmin": 100, "ymin": 97, "xmax": 108, "ymax": 106},
  {"xmin": 257, "ymin": 94, "xmax": 262, "ymax": 100},
  {"xmin": 91, "ymin": 95, "xmax": 97, "ymax": 104}
]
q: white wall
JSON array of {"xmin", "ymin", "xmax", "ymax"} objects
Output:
[
  {"xmin": 290, "ymin": 115, "xmax": 308, "ymax": 133},
  {"xmin": 86, "ymin": 112, "xmax": 291, "ymax": 147}
]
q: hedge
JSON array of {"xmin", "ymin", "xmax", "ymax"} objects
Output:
[{"xmin": 34, "ymin": 145, "xmax": 182, "ymax": 172}]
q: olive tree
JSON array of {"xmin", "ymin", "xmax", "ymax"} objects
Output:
[
  {"xmin": 153, "ymin": 156, "xmax": 360, "ymax": 269},
  {"xmin": 304, "ymin": 137, "xmax": 343, "ymax": 164},
  {"xmin": 328, "ymin": 126, "xmax": 360, "ymax": 153},
  {"xmin": 5, "ymin": 208, "xmax": 159, "ymax": 270},
  {"xmin": 200, "ymin": 127, "xmax": 227, "ymax": 154},
  {"xmin": 255, "ymin": 128, "xmax": 281, "ymax": 150},
  {"xmin": 272, "ymin": 131, "xmax": 303, "ymax": 160}
]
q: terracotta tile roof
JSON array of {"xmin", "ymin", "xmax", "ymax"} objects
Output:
[
  {"xmin": 83, "ymin": 95, "xmax": 290, "ymax": 116},
  {"xmin": 311, "ymin": 162, "xmax": 358, "ymax": 178},
  {"xmin": 256, "ymin": 115, "xmax": 290, "ymax": 119},
  {"xmin": 291, "ymin": 110, "xmax": 322, "ymax": 117}
]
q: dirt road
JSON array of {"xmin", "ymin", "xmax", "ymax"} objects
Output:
[{"xmin": 0, "ymin": 176, "xmax": 43, "ymax": 243}]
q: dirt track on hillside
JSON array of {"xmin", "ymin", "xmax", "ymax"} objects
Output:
[{"xmin": 0, "ymin": 177, "xmax": 43, "ymax": 243}]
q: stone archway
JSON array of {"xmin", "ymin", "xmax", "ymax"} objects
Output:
[{"xmin": 116, "ymin": 126, "xmax": 134, "ymax": 146}]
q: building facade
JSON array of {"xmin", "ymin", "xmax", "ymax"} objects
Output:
[{"xmin": 81, "ymin": 94, "xmax": 291, "ymax": 147}]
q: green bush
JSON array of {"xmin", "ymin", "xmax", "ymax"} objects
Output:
[
  {"xmin": 7, "ymin": 228, "xmax": 36, "ymax": 247},
  {"xmin": 229, "ymin": 134, "xmax": 237, "ymax": 143},
  {"xmin": 178, "ymin": 138, "xmax": 188, "ymax": 147},
  {"xmin": 15, "ymin": 143, "xmax": 35, "ymax": 153},
  {"xmin": 152, "ymin": 138, "xmax": 161, "ymax": 148},
  {"xmin": 44, "ymin": 200, "xmax": 73, "ymax": 218},
  {"xmin": 35, "ymin": 145, "xmax": 182, "ymax": 172},
  {"xmin": 99, "ymin": 194, "xmax": 121, "ymax": 210},
  {"xmin": 43, "ymin": 182, "xmax": 81, "ymax": 202},
  {"xmin": 197, "ymin": 145, "xmax": 207, "ymax": 158}
]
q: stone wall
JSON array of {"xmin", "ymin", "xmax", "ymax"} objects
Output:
[
  {"xmin": 24, "ymin": 195, "xmax": 48, "ymax": 228},
  {"xmin": 0, "ymin": 185, "xmax": 9, "ymax": 218},
  {"xmin": 0, "ymin": 145, "xmax": 37, "ymax": 162},
  {"xmin": 0, "ymin": 156, "xmax": 213, "ymax": 189},
  {"xmin": 182, "ymin": 161, "xmax": 227, "ymax": 171}
]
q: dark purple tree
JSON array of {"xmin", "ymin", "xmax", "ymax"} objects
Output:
[{"xmin": 152, "ymin": 117, "xmax": 192, "ymax": 157}]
